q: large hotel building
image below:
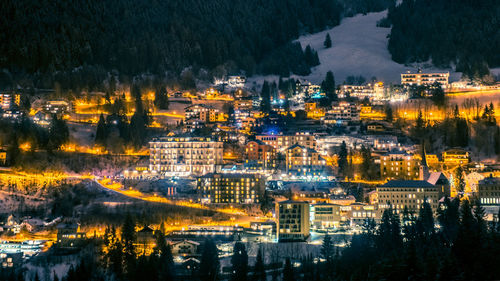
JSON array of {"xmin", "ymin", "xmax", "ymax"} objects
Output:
[
  {"xmin": 401, "ymin": 71, "xmax": 449, "ymax": 87},
  {"xmin": 149, "ymin": 136, "xmax": 223, "ymax": 176},
  {"xmin": 197, "ymin": 173, "xmax": 265, "ymax": 204},
  {"xmin": 256, "ymin": 132, "xmax": 315, "ymax": 151}
]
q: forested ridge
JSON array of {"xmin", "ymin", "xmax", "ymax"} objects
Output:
[
  {"xmin": 0, "ymin": 0, "xmax": 394, "ymax": 86},
  {"xmin": 387, "ymin": 0, "xmax": 500, "ymax": 78}
]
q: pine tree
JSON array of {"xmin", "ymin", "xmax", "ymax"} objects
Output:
[
  {"xmin": 360, "ymin": 145, "xmax": 373, "ymax": 180},
  {"xmin": 154, "ymin": 231, "xmax": 174, "ymax": 281},
  {"xmin": 324, "ymin": 33, "xmax": 332, "ymax": 48},
  {"xmin": 260, "ymin": 81, "xmax": 271, "ymax": 113},
  {"xmin": 338, "ymin": 141, "xmax": 348, "ymax": 177},
  {"xmin": 385, "ymin": 105, "xmax": 393, "ymax": 122},
  {"xmin": 47, "ymin": 114, "xmax": 69, "ymax": 151},
  {"xmin": 417, "ymin": 200, "xmax": 435, "ymax": 237},
  {"xmin": 121, "ymin": 213, "xmax": 136, "ymax": 277},
  {"xmin": 199, "ymin": 239, "xmax": 220, "ymax": 281},
  {"xmin": 320, "ymin": 233, "xmax": 334, "ymax": 263},
  {"xmin": 282, "ymin": 258, "xmax": 294, "ymax": 281},
  {"xmin": 321, "ymin": 71, "xmax": 336, "ymax": 103},
  {"xmin": 231, "ymin": 242, "xmax": 248, "ymax": 281},
  {"xmin": 154, "ymin": 86, "xmax": 169, "ymax": 110},
  {"xmin": 95, "ymin": 113, "xmax": 107, "ymax": 146},
  {"xmin": 454, "ymin": 166, "xmax": 465, "ymax": 194},
  {"xmin": 252, "ymin": 248, "xmax": 266, "ymax": 281}
]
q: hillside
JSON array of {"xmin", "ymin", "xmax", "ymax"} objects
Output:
[
  {"xmin": 296, "ymin": 11, "xmax": 462, "ymax": 84},
  {"xmin": 387, "ymin": 0, "xmax": 500, "ymax": 78}
]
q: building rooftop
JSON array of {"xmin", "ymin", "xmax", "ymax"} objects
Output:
[
  {"xmin": 381, "ymin": 180, "xmax": 435, "ymax": 188},
  {"xmin": 199, "ymin": 173, "xmax": 259, "ymax": 179},
  {"xmin": 278, "ymin": 200, "xmax": 309, "ymax": 204}
]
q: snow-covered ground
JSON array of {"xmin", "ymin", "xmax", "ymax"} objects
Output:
[{"xmin": 296, "ymin": 11, "xmax": 462, "ymax": 84}]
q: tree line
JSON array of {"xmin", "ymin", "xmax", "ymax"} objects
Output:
[{"xmin": 386, "ymin": 0, "xmax": 499, "ymax": 79}]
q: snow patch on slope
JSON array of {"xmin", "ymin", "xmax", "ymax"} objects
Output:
[{"xmin": 295, "ymin": 11, "xmax": 461, "ymax": 84}]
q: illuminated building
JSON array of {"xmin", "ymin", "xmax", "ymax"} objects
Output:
[
  {"xmin": 285, "ymin": 144, "xmax": 326, "ymax": 176},
  {"xmin": 1, "ymin": 253, "xmax": 22, "ymax": 268},
  {"xmin": 329, "ymin": 194, "xmax": 356, "ymax": 205},
  {"xmin": 234, "ymin": 98, "xmax": 253, "ymax": 112},
  {"xmin": 442, "ymin": 148, "xmax": 469, "ymax": 167},
  {"xmin": 477, "ymin": 175, "xmax": 500, "ymax": 205},
  {"xmin": 323, "ymin": 102, "xmax": 360, "ymax": 124},
  {"xmin": 136, "ymin": 225, "xmax": 156, "ymax": 255},
  {"xmin": 245, "ymin": 140, "xmax": 276, "ymax": 169},
  {"xmin": 0, "ymin": 150, "xmax": 6, "ymax": 165},
  {"xmin": 310, "ymin": 203, "xmax": 341, "ymax": 229},
  {"xmin": 377, "ymin": 174, "xmax": 450, "ymax": 215},
  {"xmin": 170, "ymin": 240, "xmax": 200, "ymax": 257},
  {"xmin": 56, "ymin": 223, "xmax": 87, "ymax": 248},
  {"xmin": 184, "ymin": 104, "xmax": 223, "ymax": 123},
  {"xmin": 0, "ymin": 93, "xmax": 20, "ymax": 110},
  {"xmin": 305, "ymin": 101, "xmax": 325, "ymax": 119},
  {"xmin": 338, "ymin": 82, "xmax": 385, "ymax": 100},
  {"xmin": 340, "ymin": 203, "xmax": 379, "ymax": 225},
  {"xmin": 227, "ymin": 76, "xmax": 246, "ymax": 88},
  {"xmin": 380, "ymin": 151, "xmax": 421, "ymax": 180},
  {"xmin": 256, "ymin": 132, "xmax": 315, "ymax": 151},
  {"xmin": 197, "ymin": 173, "xmax": 265, "ymax": 204},
  {"xmin": 149, "ymin": 136, "xmax": 223, "ymax": 176},
  {"xmin": 43, "ymin": 100, "xmax": 70, "ymax": 114},
  {"xmin": 401, "ymin": 71, "xmax": 449, "ymax": 87},
  {"xmin": 277, "ymin": 200, "xmax": 310, "ymax": 242}
]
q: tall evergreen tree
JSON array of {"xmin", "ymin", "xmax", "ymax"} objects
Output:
[
  {"xmin": 260, "ymin": 81, "xmax": 271, "ymax": 113},
  {"xmin": 95, "ymin": 113, "xmax": 107, "ymax": 146},
  {"xmin": 199, "ymin": 239, "xmax": 220, "ymax": 281},
  {"xmin": 282, "ymin": 258, "xmax": 294, "ymax": 281},
  {"xmin": 231, "ymin": 242, "xmax": 248, "ymax": 281},
  {"xmin": 324, "ymin": 33, "xmax": 332, "ymax": 48},
  {"xmin": 252, "ymin": 248, "xmax": 266, "ymax": 281},
  {"xmin": 338, "ymin": 141, "xmax": 348, "ymax": 177},
  {"xmin": 320, "ymin": 233, "xmax": 334, "ymax": 263},
  {"xmin": 321, "ymin": 71, "xmax": 336, "ymax": 103},
  {"xmin": 121, "ymin": 213, "xmax": 136, "ymax": 277}
]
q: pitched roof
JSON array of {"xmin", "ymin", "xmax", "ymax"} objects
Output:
[{"xmin": 381, "ymin": 180, "xmax": 435, "ymax": 188}]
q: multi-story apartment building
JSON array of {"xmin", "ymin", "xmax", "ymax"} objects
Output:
[
  {"xmin": 149, "ymin": 136, "xmax": 223, "ymax": 176},
  {"xmin": 43, "ymin": 100, "xmax": 70, "ymax": 115},
  {"xmin": 323, "ymin": 102, "xmax": 360, "ymax": 124},
  {"xmin": 285, "ymin": 144, "xmax": 326, "ymax": 176},
  {"xmin": 338, "ymin": 82, "xmax": 385, "ymax": 100},
  {"xmin": 234, "ymin": 98, "xmax": 253, "ymax": 112},
  {"xmin": 184, "ymin": 104, "xmax": 223, "ymax": 123},
  {"xmin": 401, "ymin": 71, "xmax": 449, "ymax": 87},
  {"xmin": 197, "ymin": 173, "xmax": 265, "ymax": 204},
  {"xmin": 310, "ymin": 203, "xmax": 341, "ymax": 229},
  {"xmin": 305, "ymin": 102, "xmax": 325, "ymax": 119},
  {"xmin": 245, "ymin": 140, "xmax": 276, "ymax": 169},
  {"xmin": 256, "ymin": 132, "xmax": 315, "ymax": 151},
  {"xmin": 442, "ymin": 148, "xmax": 469, "ymax": 167},
  {"xmin": 340, "ymin": 203, "xmax": 379, "ymax": 224},
  {"xmin": 377, "ymin": 176, "xmax": 450, "ymax": 215},
  {"xmin": 380, "ymin": 151, "xmax": 421, "ymax": 180},
  {"xmin": 0, "ymin": 93, "xmax": 20, "ymax": 110},
  {"xmin": 477, "ymin": 175, "xmax": 500, "ymax": 205},
  {"xmin": 277, "ymin": 200, "xmax": 310, "ymax": 242}
]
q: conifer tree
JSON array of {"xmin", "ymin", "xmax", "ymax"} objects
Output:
[
  {"xmin": 324, "ymin": 33, "xmax": 332, "ymax": 48},
  {"xmin": 231, "ymin": 242, "xmax": 248, "ymax": 281},
  {"xmin": 252, "ymin": 248, "xmax": 266, "ymax": 281},
  {"xmin": 199, "ymin": 239, "xmax": 220, "ymax": 281},
  {"xmin": 320, "ymin": 233, "xmax": 334, "ymax": 263},
  {"xmin": 282, "ymin": 258, "xmax": 294, "ymax": 281}
]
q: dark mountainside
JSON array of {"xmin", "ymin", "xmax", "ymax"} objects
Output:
[
  {"xmin": 387, "ymin": 0, "xmax": 500, "ymax": 79},
  {"xmin": 0, "ymin": 0, "xmax": 394, "ymax": 91}
]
